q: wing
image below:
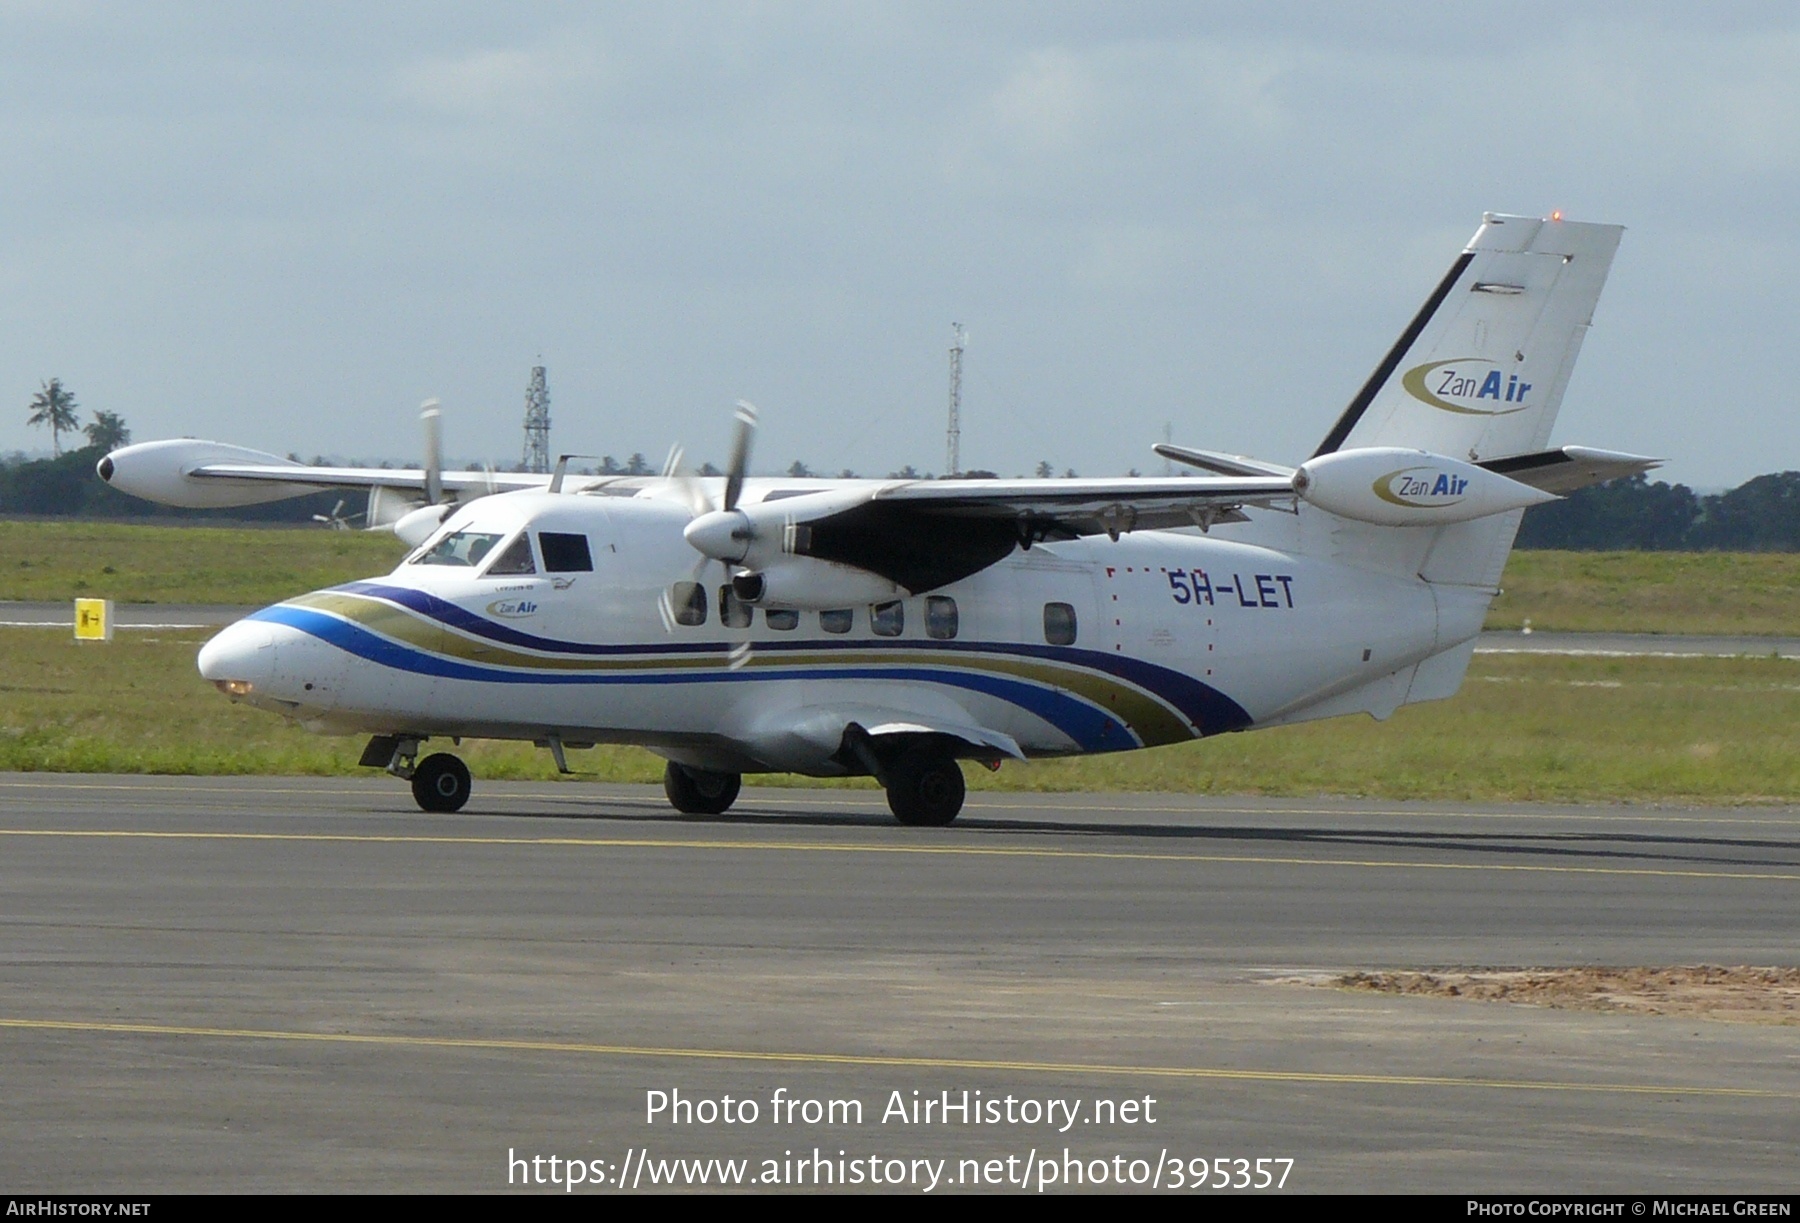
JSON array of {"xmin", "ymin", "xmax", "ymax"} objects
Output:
[
  {"xmin": 189, "ymin": 461, "xmax": 546, "ymax": 496},
  {"xmin": 729, "ymin": 474, "xmax": 1295, "ymax": 593},
  {"xmin": 98, "ymin": 439, "xmax": 547, "ymax": 510}
]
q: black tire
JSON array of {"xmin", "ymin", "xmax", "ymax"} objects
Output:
[
  {"xmin": 664, "ymin": 762, "xmax": 742, "ymax": 815},
  {"xmin": 412, "ymin": 753, "xmax": 471, "ymax": 813},
  {"xmin": 885, "ymin": 748, "xmax": 965, "ymax": 827}
]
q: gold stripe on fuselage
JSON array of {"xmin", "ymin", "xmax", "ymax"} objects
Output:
[{"xmin": 286, "ymin": 589, "xmax": 1197, "ymax": 747}]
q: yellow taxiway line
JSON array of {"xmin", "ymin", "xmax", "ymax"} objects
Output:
[
  {"xmin": 0, "ymin": 826, "xmax": 1796, "ymax": 882},
  {"xmin": 0, "ymin": 1017, "xmax": 1788, "ymax": 1098}
]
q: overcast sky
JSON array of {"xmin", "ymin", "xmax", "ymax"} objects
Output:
[{"xmin": 2, "ymin": 3, "xmax": 1794, "ymax": 486}]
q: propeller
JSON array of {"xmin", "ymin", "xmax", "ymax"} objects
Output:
[
  {"xmin": 311, "ymin": 498, "xmax": 358, "ymax": 530},
  {"xmin": 682, "ymin": 400, "xmax": 759, "ymax": 565},
  {"xmin": 391, "ymin": 398, "xmax": 455, "ymax": 547},
  {"xmin": 421, "ymin": 398, "xmax": 443, "ymax": 506},
  {"xmin": 662, "ymin": 402, "xmax": 760, "ymax": 648}
]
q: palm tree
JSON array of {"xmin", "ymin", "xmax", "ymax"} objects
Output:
[
  {"xmin": 83, "ymin": 409, "xmax": 131, "ymax": 452},
  {"xmin": 27, "ymin": 379, "xmax": 80, "ymax": 456}
]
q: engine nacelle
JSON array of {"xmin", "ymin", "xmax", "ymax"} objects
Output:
[
  {"xmin": 1292, "ymin": 447, "xmax": 1556, "ymax": 526},
  {"xmin": 732, "ymin": 558, "xmax": 903, "ymax": 610},
  {"xmin": 685, "ymin": 487, "xmax": 875, "ymax": 573},
  {"xmin": 97, "ymin": 439, "xmax": 319, "ymax": 508}
]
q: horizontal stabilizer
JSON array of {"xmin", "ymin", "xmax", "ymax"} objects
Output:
[
  {"xmin": 1476, "ymin": 446, "xmax": 1661, "ymax": 495},
  {"xmin": 1152, "ymin": 444, "xmax": 1296, "ymax": 479}
]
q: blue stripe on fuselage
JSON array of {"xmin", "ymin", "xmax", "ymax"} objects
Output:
[
  {"xmin": 257, "ymin": 604, "xmax": 1137, "ymax": 753},
  {"xmin": 324, "ymin": 581, "xmax": 1252, "ymax": 735}
]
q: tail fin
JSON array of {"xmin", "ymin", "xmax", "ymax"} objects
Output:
[
  {"xmin": 1276, "ymin": 214, "xmax": 1625, "ymax": 725},
  {"xmin": 1314, "ymin": 213, "xmax": 1623, "ymax": 464}
]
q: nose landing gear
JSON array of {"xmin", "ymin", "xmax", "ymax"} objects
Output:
[
  {"xmin": 411, "ymin": 753, "xmax": 472, "ymax": 813},
  {"xmin": 360, "ymin": 736, "xmax": 474, "ymax": 813}
]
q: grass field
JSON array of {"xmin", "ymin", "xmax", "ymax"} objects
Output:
[
  {"xmin": 0, "ymin": 520, "xmax": 407, "ymax": 605},
  {"xmin": 1489, "ymin": 550, "xmax": 1800, "ymax": 636},
  {"xmin": 3, "ymin": 627, "xmax": 1797, "ymax": 801}
]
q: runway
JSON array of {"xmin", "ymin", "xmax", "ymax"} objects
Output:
[{"xmin": 1, "ymin": 774, "xmax": 1796, "ymax": 1193}]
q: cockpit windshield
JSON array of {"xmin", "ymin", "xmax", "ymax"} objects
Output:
[{"xmin": 412, "ymin": 530, "xmax": 506, "ymax": 567}]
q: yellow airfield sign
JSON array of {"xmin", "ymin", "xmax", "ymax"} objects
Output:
[{"xmin": 74, "ymin": 598, "xmax": 113, "ymax": 642}]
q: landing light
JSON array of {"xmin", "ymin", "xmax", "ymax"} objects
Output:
[{"xmin": 215, "ymin": 680, "xmax": 254, "ymax": 697}]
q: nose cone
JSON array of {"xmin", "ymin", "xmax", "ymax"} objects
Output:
[{"xmin": 198, "ymin": 619, "xmax": 279, "ymax": 693}]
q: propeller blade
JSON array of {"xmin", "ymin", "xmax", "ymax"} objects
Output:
[
  {"xmin": 722, "ymin": 400, "xmax": 757, "ymax": 513},
  {"xmin": 421, "ymin": 399, "xmax": 443, "ymax": 506}
]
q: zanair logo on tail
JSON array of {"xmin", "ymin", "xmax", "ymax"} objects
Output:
[
  {"xmin": 1373, "ymin": 466, "xmax": 1470, "ymax": 509},
  {"xmin": 1401, "ymin": 359, "xmax": 1531, "ymax": 416}
]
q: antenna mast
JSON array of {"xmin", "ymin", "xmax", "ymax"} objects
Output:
[
  {"xmin": 522, "ymin": 364, "xmax": 551, "ymax": 474},
  {"xmin": 946, "ymin": 323, "xmax": 966, "ymax": 477}
]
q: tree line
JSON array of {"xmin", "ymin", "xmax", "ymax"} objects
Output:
[{"xmin": 1512, "ymin": 472, "xmax": 1800, "ymax": 551}]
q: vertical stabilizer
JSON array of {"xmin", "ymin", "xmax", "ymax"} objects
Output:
[{"xmin": 1314, "ymin": 214, "xmax": 1622, "ymax": 465}]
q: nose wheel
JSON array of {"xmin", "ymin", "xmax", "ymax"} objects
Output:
[{"xmin": 411, "ymin": 753, "xmax": 472, "ymax": 813}]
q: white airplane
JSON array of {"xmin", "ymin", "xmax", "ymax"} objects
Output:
[{"xmin": 99, "ymin": 212, "xmax": 1655, "ymax": 825}]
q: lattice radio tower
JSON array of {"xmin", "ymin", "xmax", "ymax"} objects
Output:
[
  {"xmin": 946, "ymin": 323, "xmax": 966, "ymax": 477},
  {"xmin": 522, "ymin": 364, "xmax": 550, "ymax": 474}
]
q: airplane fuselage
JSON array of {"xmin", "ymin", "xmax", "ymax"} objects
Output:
[{"xmin": 198, "ymin": 486, "xmax": 1478, "ymax": 778}]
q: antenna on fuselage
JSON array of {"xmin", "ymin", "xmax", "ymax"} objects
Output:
[{"xmin": 548, "ymin": 454, "xmax": 604, "ymax": 493}]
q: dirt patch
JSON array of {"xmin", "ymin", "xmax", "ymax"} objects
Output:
[{"xmin": 1330, "ymin": 966, "xmax": 1800, "ymax": 1024}]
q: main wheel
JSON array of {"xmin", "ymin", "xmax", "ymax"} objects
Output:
[
  {"xmin": 411, "ymin": 752, "xmax": 471, "ymax": 813},
  {"xmin": 885, "ymin": 748, "xmax": 965, "ymax": 827},
  {"xmin": 663, "ymin": 762, "xmax": 742, "ymax": 815}
]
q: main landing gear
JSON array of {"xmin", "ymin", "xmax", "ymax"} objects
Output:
[
  {"xmin": 663, "ymin": 762, "xmax": 743, "ymax": 815},
  {"xmin": 883, "ymin": 747, "xmax": 966, "ymax": 827}
]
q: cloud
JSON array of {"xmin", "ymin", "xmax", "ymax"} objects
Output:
[{"xmin": 391, "ymin": 40, "xmax": 603, "ymax": 124}]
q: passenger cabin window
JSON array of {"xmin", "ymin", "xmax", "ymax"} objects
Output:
[
  {"xmin": 871, "ymin": 600, "xmax": 904, "ymax": 637},
  {"xmin": 766, "ymin": 608, "xmax": 799, "ymax": 631},
  {"xmin": 1044, "ymin": 602, "xmax": 1078, "ymax": 646},
  {"xmin": 484, "ymin": 534, "xmax": 536, "ymax": 576},
  {"xmin": 414, "ymin": 530, "xmax": 505, "ymax": 567},
  {"xmin": 925, "ymin": 596, "xmax": 958, "ymax": 640},
  {"xmin": 719, "ymin": 585, "xmax": 752, "ymax": 629},
  {"xmin": 819, "ymin": 608, "xmax": 853, "ymax": 634},
  {"xmin": 670, "ymin": 582, "xmax": 707, "ymax": 627},
  {"xmin": 539, "ymin": 532, "xmax": 593, "ymax": 572}
]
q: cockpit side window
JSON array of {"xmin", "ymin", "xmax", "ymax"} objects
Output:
[
  {"xmin": 413, "ymin": 530, "xmax": 506, "ymax": 567},
  {"xmin": 539, "ymin": 532, "xmax": 594, "ymax": 572},
  {"xmin": 483, "ymin": 533, "xmax": 537, "ymax": 576}
]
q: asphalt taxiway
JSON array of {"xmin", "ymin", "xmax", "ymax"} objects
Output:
[{"xmin": 1, "ymin": 774, "xmax": 1795, "ymax": 1193}]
